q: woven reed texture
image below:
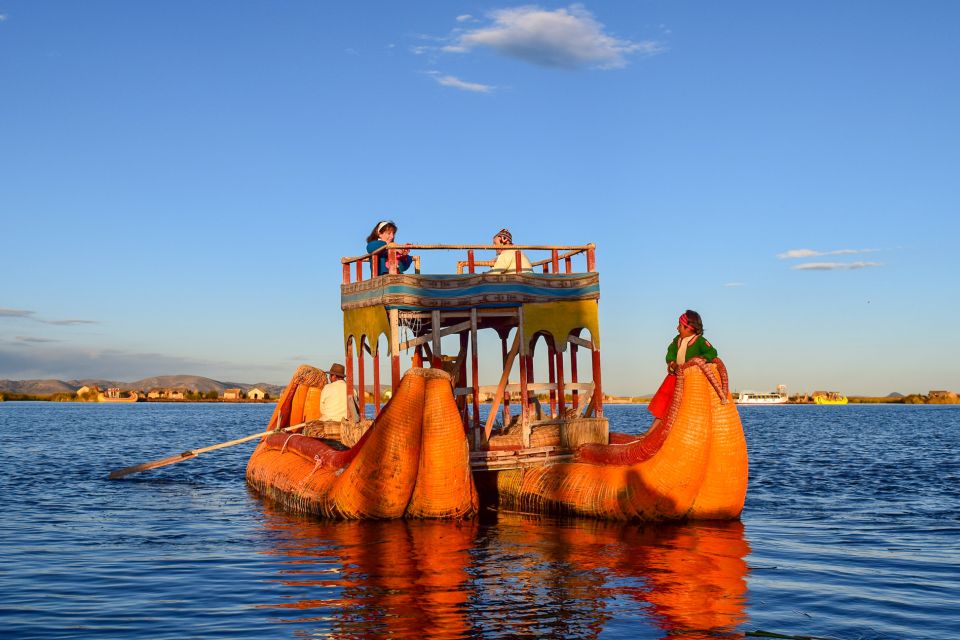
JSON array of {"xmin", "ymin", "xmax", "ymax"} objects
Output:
[
  {"xmin": 246, "ymin": 367, "xmax": 478, "ymax": 520},
  {"xmin": 405, "ymin": 376, "xmax": 479, "ymax": 518},
  {"xmin": 495, "ymin": 364, "xmax": 747, "ymax": 521}
]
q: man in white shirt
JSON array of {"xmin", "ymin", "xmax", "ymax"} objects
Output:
[
  {"xmin": 487, "ymin": 228, "xmax": 533, "ymax": 274},
  {"xmin": 320, "ymin": 362, "xmax": 348, "ymax": 421}
]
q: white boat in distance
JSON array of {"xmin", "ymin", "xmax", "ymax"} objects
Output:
[{"xmin": 736, "ymin": 385, "xmax": 788, "ymax": 405}]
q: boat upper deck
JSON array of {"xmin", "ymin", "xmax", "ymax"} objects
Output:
[{"xmin": 341, "ymin": 243, "xmax": 598, "ymax": 311}]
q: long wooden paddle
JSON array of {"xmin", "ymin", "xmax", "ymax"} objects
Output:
[{"xmin": 107, "ymin": 420, "xmax": 308, "ymax": 480}]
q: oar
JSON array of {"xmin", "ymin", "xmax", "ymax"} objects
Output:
[{"xmin": 107, "ymin": 420, "xmax": 308, "ymax": 480}]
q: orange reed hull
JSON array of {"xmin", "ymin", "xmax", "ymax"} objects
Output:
[
  {"xmin": 246, "ymin": 367, "xmax": 478, "ymax": 520},
  {"xmin": 495, "ymin": 363, "xmax": 748, "ymax": 521}
]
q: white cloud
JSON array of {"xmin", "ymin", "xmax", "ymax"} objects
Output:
[
  {"xmin": 0, "ymin": 14, "xmax": 8, "ymax": 22},
  {"xmin": 444, "ymin": 4, "xmax": 661, "ymax": 69},
  {"xmin": 777, "ymin": 248, "xmax": 878, "ymax": 259},
  {"xmin": 427, "ymin": 71, "xmax": 494, "ymax": 93},
  {"xmin": 0, "ymin": 307, "xmax": 97, "ymax": 325},
  {"xmin": 456, "ymin": 14, "xmax": 475, "ymax": 23},
  {"xmin": 0, "ymin": 308, "xmax": 33, "ymax": 318},
  {"xmin": 14, "ymin": 336, "xmax": 60, "ymax": 344},
  {"xmin": 791, "ymin": 262, "xmax": 883, "ymax": 271},
  {"xmin": 723, "ymin": 282, "xmax": 745, "ymax": 288}
]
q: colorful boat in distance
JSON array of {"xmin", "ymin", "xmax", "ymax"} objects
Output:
[
  {"xmin": 246, "ymin": 240, "xmax": 748, "ymax": 522},
  {"xmin": 813, "ymin": 391, "xmax": 848, "ymax": 405},
  {"xmin": 98, "ymin": 388, "xmax": 139, "ymax": 402},
  {"xmin": 736, "ymin": 385, "xmax": 788, "ymax": 404}
]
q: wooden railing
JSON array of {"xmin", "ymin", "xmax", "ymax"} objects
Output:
[{"xmin": 341, "ymin": 243, "xmax": 596, "ymax": 284}]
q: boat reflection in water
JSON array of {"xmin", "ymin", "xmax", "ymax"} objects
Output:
[{"xmin": 254, "ymin": 504, "xmax": 750, "ymax": 639}]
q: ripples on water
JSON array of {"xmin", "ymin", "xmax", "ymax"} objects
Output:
[{"xmin": 1, "ymin": 402, "xmax": 957, "ymax": 639}]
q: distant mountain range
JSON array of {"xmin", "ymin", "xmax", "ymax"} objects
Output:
[{"xmin": 0, "ymin": 376, "xmax": 286, "ymax": 397}]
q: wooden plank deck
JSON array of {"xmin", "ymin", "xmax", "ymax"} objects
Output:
[{"xmin": 470, "ymin": 445, "xmax": 573, "ymax": 471}]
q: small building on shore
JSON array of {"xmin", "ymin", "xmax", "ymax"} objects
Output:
[
  {"xmin": 223, "ymin": 388, "xmax": 243, "ymax": 401},
  {"xmin": 247, "ymin": 387, "xmax": 266, "ymax": 400}
]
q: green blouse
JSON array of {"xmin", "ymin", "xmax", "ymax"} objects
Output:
[{"xmin": 665, "ymin": 335, "xmax": 718, "ymax": 364}]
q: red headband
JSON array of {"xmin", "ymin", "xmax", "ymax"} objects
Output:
[{"xmin": 679, "ymin": 313, "xmax": 691, "ymax": 328}]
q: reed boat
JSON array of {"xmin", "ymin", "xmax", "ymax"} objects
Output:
[
  {"xmin": 246, "ymin": 241, "xmax": 748, "ymax": 521},
  {"xmin": 98, "ymin": 388, "xmax": 139, "ymax": 402},
  {"xmin": 813, "ymin": 391, "xmax": 848, "ymax": 405}
]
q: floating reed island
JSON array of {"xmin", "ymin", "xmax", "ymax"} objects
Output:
[{"xmin": 245, "ymin": 242, "xmax": 748, "ymax": 521}]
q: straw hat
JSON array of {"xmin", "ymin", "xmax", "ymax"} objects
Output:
[{"xmin": 326, "ymin": 363, "xmax": 346, "ymax": 378}]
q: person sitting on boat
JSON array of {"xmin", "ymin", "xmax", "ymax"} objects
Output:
[
  {"xmin": 320, "ymin": 363, "xmax": 348, "ymax": 421},
  {"xmin": 366, "ymin": 220, "xmax": 413, "ymax": 276},
  {"xmin": 487, "ymin": 228, "xmax": 533, "ymax": 274},
  {"xmin": 647, "ymin": 310, "xmax": 718, "ymax": 427}
]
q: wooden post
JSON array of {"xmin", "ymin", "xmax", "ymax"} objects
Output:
[
  {"xmin": 372, "ymin": 253, "xmax": 379, "ymax": 277},
  {"xmin": 373, "ymin": 341, "xmax": 381, "ymax": 416},
  {"xmin": 389, "ymin": 309, "xmax": 400, "ymax": 394},
  {"xmin": 357, "ymin": 336, "xmax": 365, "ymax": 419},
  {"xmin": 356, "ymin": 260, "xmax": 363, "ymax": 283},
  {"xmin": 483, "ymin": 333, "xmax": 521, "ymax": 441},
  {"xmin": 547, "ymin": 340, "xmax": 557, "ymax": 418},
  {"xmin": 587, "ymin": 244, "xmax": 596, "ymax": 272},
  {"xmin": 458, "ymin": 331, "xmax": 469, "ymax": 429},
  {"xmin": 592, "ymin": 347, "xmax": 604, "ymax": 417},
  {"xmin": 542, "ymin": 263, "xmax": 550, "ymax": 274},
  {"xmin": 514, "ymin": 249, "xmax": 522, "ymax": 274},
  {"xmin": 501, "ymin": 334, "xmax": 510, "ymax": 426},
  {"xmin": 556, "ymin": 345, "xmax": 565, "ymax": 416},
  {"xmin": 470, "ymin": 309, "xmax": 480, "ymax": 436},
  {"xmin": 345, "ymin": 337, "xmax": 355, "ymax": 410},
  {"xmin": 388, "ymin": 248, "xmax": 397, "ymax": 274},
  {"xmin": 468, "ymin": 249, "xmax": 475, "ymax": 274},
  {"xmin": 342, "ymin": 263, "xmax": 350, "ymax": 284},
  {"xmin": 518, "ymin": 308, "xmax": 528, "ymax": 428},
  {"xmin": 551, "ymin": 249, "xmax": 559, "ymax": 274},
  {"xmin": 570, "ymin": 341, "xmax": 579, "ymax": 409},
  {"xmin": 413, "ymin": 346, "xmax": 423, "ymax": 368},
  {"xmin": 565, "ymin": 256, "xmax": 572, "ymax": 274},
  {"xmin": 431, "ymin": 310, "xmax": 442, "ymax": 368}
]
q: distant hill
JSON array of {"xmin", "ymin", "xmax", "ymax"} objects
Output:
[
  {"xmin": 886, "ymin": 392, "xmax": 904, "ymax": 398},
  {"xmin": 0, "ymin": 376, "xmax": 285, "ymax": 397}
]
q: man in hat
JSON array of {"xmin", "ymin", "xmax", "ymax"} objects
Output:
[
  {"xmin": 488, "ymin": 228, "xmax": 533, "ymax": 274},
  {"xmin": 320, "ymin": 362, "xmax": 348, "ymax": 421}
]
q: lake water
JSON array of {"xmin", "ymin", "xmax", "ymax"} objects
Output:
[{"xmin": 1, "ymin": 401, "xmax": 957, "ymax": 639}]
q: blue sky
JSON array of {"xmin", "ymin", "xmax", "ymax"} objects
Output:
[{"xmin": 1, "ymin": 2, "xmax": 958, "ymax": 396}]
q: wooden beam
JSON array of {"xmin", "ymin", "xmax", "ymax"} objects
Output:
[
  {"xmin": 568, "ymin": 334, "xmax": 594, "ymax": 350},
  {"xmin": 483, "ymin": 332, "xmax": 521, "ymax": 441}
]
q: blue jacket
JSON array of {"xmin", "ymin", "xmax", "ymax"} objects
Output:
[{"xmin": 366, "ymin": 239, "xmax": 412, "ymax": 275}]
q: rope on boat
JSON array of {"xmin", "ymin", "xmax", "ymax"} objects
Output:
[
  {"xmin": 300, "ymin": 454, "xmax": 324, "ymax": 487},
  {"xmin": 281, "ymin": 433, "xmax": 296, "ymax": 454}
]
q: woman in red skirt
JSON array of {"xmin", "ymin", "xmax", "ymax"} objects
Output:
[{"xmin": 648, "ymin": 310, "xmax": 718, "ymax": 427}]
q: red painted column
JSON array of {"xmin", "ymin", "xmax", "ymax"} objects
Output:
[
  {"xmin": 551, "ymin": 249, "xmax": 559, "ymax": 274},
  {"xmin": 547, "ymin": 341, "xmax": 557, "ymax": 418},
  {"xmin": 356, "ymin": 261, "xmax": 363, "ymax": 282},
  {"xmin": 357, "ymin": 338, "xmax": 365, "ymax": 420},
  {"xmin": 570, "ymin": 342, "xmax": 579, "ymax": 409},
  {"xmin": 565, "ymin": 256, "xmax": 572, "ymax": 274},
  {"xmin": 345, "ymin": 338, "xmax": 355, "ymax": 410},
  {"xmin": 518, "ymin": 348, "xmax": 529, "ymax": 425},
  {"xmin": 556, "ymin": 347, "xmax": 565, "ymax": 416},
  {"xmin": 342, "ymin": 263, "xmax": 350, "ymax": 284},
  {"xmin": 413, "ymin": 346, "xmax": 423, "ymax": 368},
  {"xmin": 468, "ymin": 249, "xmax": 475, "ymax": 274},
  {"xmin": 587, "ymin": 245, "xmax": 596, "ymax": 272},
  {"xmin": 373, "ymin": 346, "xmax": 381, "ymax": 416},
  {"xmin": 592, "ymin": 348, "xmax": 604, "ymax": 417},
  {"xmin": 391, "ymin": 353, "xmax": 400, "ymax": 395}
]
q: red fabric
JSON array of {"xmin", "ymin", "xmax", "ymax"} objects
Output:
[
  {"xmin": 648, "ymin": 373, "xmax": 677, "ymax": 420},
  {"xmin": 679, "ymin": 313, "xmax": 691, "ymax": 328}
]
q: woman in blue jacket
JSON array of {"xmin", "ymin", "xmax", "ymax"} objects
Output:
[{"xmin": 366, "ymin": 220, "xmax": 412, "ymax": 276}]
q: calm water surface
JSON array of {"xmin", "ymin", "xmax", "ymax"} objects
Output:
[{"xmin": 1, "ymin": 402, "xmax": 958, "ymax": 639}]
